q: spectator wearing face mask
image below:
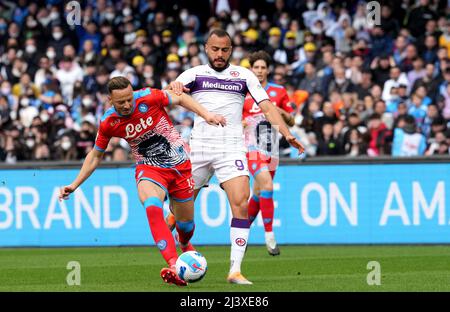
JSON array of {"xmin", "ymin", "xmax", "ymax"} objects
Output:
[
  {"xmin": 343, "ymin": 128, "xmax": 367, "ymax": 156},
  {"xmin": 328, "ymin": 66, "xmax": 355, "ymax": 97},
  {"xmin": 4, "ymin": 57, "xmax": 28, "ymax": 86},
  {"xmin": 23, "ymin": 132, "xmax": 37, "ymax": 160},
  {"xmin": 49, "ymin": 25, "xmax": 72, "ymax": 62},
  {"xmin": 75, "ymin": 120, "xmax": 96, "ymax": 159},
  {"xmin": 54, "ymin": 134, "xmax": 78, "ymax": 161},
  {"xmin": 138, "ymin": 63, "xmax": 162, "ymax": 89},
  {"xmin": 22, "ymin": 37, "xmax": 41, "ymax": 78},
  {"xmin": 0, "ymin": 81, "xmax": 16, "ymax": 109}
]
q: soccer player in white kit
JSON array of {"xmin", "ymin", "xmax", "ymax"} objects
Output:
[{"xmin": 168, "ymin": 29, "xmax": 304, "ymax": 284}]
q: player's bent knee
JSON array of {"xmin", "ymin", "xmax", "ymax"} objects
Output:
[
  {"xmin": 256, "ymin": 175, "xmax": 273, "ymax": 192},
  {"xmin": 231, "ymin": 196, "xmax": 250, "ymax": 216},
  {"xmin": 176, "ymin": 220, "xmax": 195, "ymax": 233},
  {"xmin": 259, "ymin": 181, "xmax": 273, "ymax": 192}
]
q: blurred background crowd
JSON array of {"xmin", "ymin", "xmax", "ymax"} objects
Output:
[{"xmin": 0, "ymin": 0, "xmax": 449, "ymax": 163}]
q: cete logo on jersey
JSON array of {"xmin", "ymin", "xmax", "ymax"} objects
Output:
[
  {"xmin": 269, "ymin": 91, "xmax": 277, "ymax": 97},
  {"xmin": 235, "ymin": 238, "xmax": 246, "ymax": 246},
  {"xmin": 125, "ymin": 116, "xmax": 154, "ymax": 139},
  {"xmin": 230, "ymin": 70, "xmax": 239, "ymax": 77},
  {"xmin": 138, "ymin": 103, "xmax": 148, "ymax": 113}
]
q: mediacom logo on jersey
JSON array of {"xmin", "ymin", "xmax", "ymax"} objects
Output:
[
  {"xmin": 202, "ymin": 81, "xmax": 243, "ymax": 91},
  {"xmin": 125, "ymin": 116, "xmax": 154, "ymax": 139}
]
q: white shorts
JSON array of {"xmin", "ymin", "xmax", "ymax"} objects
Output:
[{"xmin": 190, "ymin": 150, "xmax": 249, "ymax": 189}]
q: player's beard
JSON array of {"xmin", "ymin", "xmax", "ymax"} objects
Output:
[{"xmin": 208, "ymin": 55, "xmax": 230, "ymax": 72}]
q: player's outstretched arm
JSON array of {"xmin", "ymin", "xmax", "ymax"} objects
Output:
[
  {"xmin": 166, "ymin": 90, "xmax": 227, "ymax": 127},
  {"xmin": 59, "ymin": 149, "xmax": 104, "ymax": 201},
  {"xmin": 259, "ymin": 99, "xmax": 305, "ymax": 154}
]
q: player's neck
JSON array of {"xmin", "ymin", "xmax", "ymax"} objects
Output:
[{"xmin": 261, "ymin": 80, "xmax": 268, "ymax": 88}]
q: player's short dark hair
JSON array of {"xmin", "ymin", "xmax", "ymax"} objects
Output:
[
  {"xmin": 107, "ymin": 76, "xmax": 131, "ymax": 94},
  {"xmin": 206, "ymin": 29, "xmax": 232, "ymax": 44},
  {"xmin": 249, "ymin": 50, "xmax": 271, "ymax": 67}
]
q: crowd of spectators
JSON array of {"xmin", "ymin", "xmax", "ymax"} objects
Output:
[{"xmin": 0, "ymin": 0, "xmax": 449, "ymax": 163}]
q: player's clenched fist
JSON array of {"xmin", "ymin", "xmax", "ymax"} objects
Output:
[
  {"xmin": 59, "ymin": 184, "xmax": 76, "ymax": 201},
  {"xmin": 205, "ymin": 113, "xmax": 227, "ymax": 127}
]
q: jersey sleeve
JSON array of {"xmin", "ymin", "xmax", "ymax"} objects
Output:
[
  {"xmin": 176, "ymin": 68, "xmax": 196, "ymax": 90},
  {"xmin": 245, "ymin": 70, "xmax": 269, "ymax": 105},
  {"xmin": 94, "ymin": 121, "xmax": 111, "ymax": 152},
  {"xmin": 279, "ymin": 88, "xmax": 294, "ymax": 113},
  {"xmin": 147, "ymin": 88, "xmax": 171, "ymax": 108}
]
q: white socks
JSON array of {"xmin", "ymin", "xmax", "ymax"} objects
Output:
[
  {"xmin": 265, "ymin": 231, "xmax": 276, "ymax": 249},
  {"xmin": 229, "ymin": 218, "xmax": 250, "ymax": 274}
]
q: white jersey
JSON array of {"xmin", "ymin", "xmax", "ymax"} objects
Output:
[{"xmin": 176, "ymin": 64, "xmax": 269, "ymax": 153}]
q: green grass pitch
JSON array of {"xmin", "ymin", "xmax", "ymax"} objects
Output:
[{"xmin": 1, "ymin": 245, "xmax": 450, "ymax": 291}]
